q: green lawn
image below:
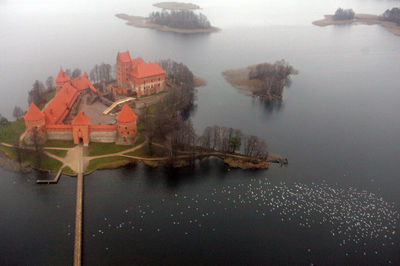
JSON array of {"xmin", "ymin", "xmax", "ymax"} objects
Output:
[
  {"xmin": 86, "ymin": 156, "xmax": 131, "ymax": 173},
  {"xmin": 43, "ymin": 89, "xmax": 57, "ymax": 102},
  {"xmin": 45, "ymin": 139, "xmax": 75, "ymax": 148},
  {"xmin": 0, "ymin": 120, "xmax": 26, "ymax": 144},
  {"xmin": 45, "ymin": 149, "xmax": 68, "ymax": 158},
  {"xmin": 0, "ymin": 144, "xmax": 62, "ymax": 171},
  {"xmin": 88, "ymin": 142, "xmax": 132, "ymax": 156},
  {"xmin": 126, "ymin": 143, "xmax": 165, "ymax": 157},
  {"xmin": 62, "ymin": 166, "xmax": 76, "ymax": 175},
  {"xmin": 133, "ymin": 134, "xmax": 146, "ymax": 146}
]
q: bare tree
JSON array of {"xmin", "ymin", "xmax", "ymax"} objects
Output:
[
  {"xmin": 31, "ymin": 127, "xmax": 43, "ymax": 167},
  {"xmin": 71, "ymin": 68, "xmax": 82, "ymax": 79},
  {"xmin": 45, "ymin": 76, "xmax": 55, "ymax": 90},
  {"xmin": 28, "ymin": 80, "xmax": 46, "ymax": 106},
  {"xmin": 13, "ymin": 106, "xmax": 24, "ymax": 120},
  {"xmin": 65, "ymin": 68, "xmax": 72, "ymax": 78}
]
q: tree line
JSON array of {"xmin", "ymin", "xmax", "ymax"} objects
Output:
[
  {"xmin": 333, "ymin": 8, "xmax": 355, "ymax": 20},
  {"xmin": 89, "ymin": 63, "xmax": 114, "ymax": 84},
  {"xmin": 148, "ymin": 10, "xmax": 212, "ymax": 29},
  {"xmin": 140, "ymin": 60, "xmax": 268, "ymax": 165},
  {"xmin": 248, "ymin": 60, "xmax": 298, "ymax": 98},
  {"xmin": 381, "ymin": 7, "xmax": 400, "ymax": 25}
]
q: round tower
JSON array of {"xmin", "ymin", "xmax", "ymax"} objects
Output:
[
  {"xmin": 116, "ymin": 104, "xmax": 137, "ymax": 145},
  {"xmin": 24, "ymin": 103, "xmax": 47, "ymax": 145}
]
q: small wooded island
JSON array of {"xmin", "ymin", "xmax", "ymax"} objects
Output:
[
  {"xmin": 0, "ymin": 52, "xmax": 286, "ymax": 178},
  {"xmin": 116, "ymin": 2, "xmax": 219, "ymax": 34},
  {"xmin": 313, "ymin": 7, "xmax": 400, "ymax": 37},
  {"xmin": 153, "ymin": 2, "xmax": 200, "ymax": 10},
  {"xmin": 223, "ymin": 60, "xmax": 298, "ymax": 100}
]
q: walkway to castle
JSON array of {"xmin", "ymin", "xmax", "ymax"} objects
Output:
[{"xmin": 74, "ymin": 145, "xmax": 84, "ymax": 266}]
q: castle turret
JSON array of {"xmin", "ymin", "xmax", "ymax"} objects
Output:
[
  {"xmin": 71, "ymin": 112, "xmax": 90, "ymax": 146},
  {"xmin": 24, "ymin": 103, "xmax": 47, "ymax": 144},
  {"xmin": 116, "ymin": 104, "xmax": 137, "ymax": 145},
  {"xmin": 55, "ymin": 68, "xmax": 71, "ymax": 92},
  {"xmin": 116, "ymin": 51, "xmax": 132, "ymax": 87}
]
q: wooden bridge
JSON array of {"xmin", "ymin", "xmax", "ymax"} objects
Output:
[
  {"xmin": 74, "ymin": 145, "xmax": 84, "ymax": 266},
  {"xmin": 103, "ymin": 97, "xmax": 135, "ymax": 115},
  {"xmin": 36, "ymin": 166, "xmax": 64, "ymax": 184}
]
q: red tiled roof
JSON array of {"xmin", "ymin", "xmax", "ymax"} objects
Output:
[
  {"xmin": 24, "ymin": 103, "xmax": 44, "ymax": 121},
  {"xmin": 72, "ymin": 112, "xmax": 90, "ymax": 125},
  {"xmin": 55, "ymin": 68, "xmax": 70, "ymax": 83},
  {"xmin": 71, "ymin": 75, "xmax": 97, "ymax": 92},
  {"xmin": 43, "ymin": 83, "xmax": 78, "ymax": 124},
  {"xmin": 117, "ymin": 51, "xmax": 131, "ymax": 63},
  {"xmin": 131, "ymin": 57, "xmax": 145, "ymax": 66},
  {"xmin": 130, "ymin": 62, "xmax": 165, "ymax": 79},
  {"xmin": 117, "ymin": 104, "xmax": 137, "ymax": 123}
]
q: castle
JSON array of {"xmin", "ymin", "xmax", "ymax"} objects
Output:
[
  {"xmin": 115, "ymin": 51, "xmax": 166, "ymax": 96},
  {"xmin": 24, "ymin": 68, "xmax": 138, "ymax": 146}
]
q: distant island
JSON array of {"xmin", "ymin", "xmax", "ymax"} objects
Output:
[
  {"xmin": 116, "ymin": 3, "xmax": 218, "ymax": 34},
  {"xmin": 153, "ymin": 2, "xmax": 200, "ymax": 10},
  {"xmin": 223, "ymin": 60, "xmax": 298, "ymax": 100},
  {"xmin": 313, "ymin": 7, "xmax": 400, "ymax": 37}
]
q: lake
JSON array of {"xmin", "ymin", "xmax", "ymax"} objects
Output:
[{"xmin": 0, "ymin": 0, "xmax": 399, "ymax": 264}]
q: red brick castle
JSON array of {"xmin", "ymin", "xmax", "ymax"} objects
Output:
[
  {"xmin": 24, "ymin": 68, "xmax": 138, "ymax": 146},
  {"xmin": 116, "ymin": 51, "xmax": 166, "ymax": 96}
]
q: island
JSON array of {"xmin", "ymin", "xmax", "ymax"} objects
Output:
[
  {"xmin": 116, "ymin": 3, "xmax": 219, "ymax": 34},
  {"xmin": 0, "ymin": 51, "xmax": 287, "ymax": 179},
  {"xmin": 153, "ymin": 2, "xmax": 200, "ymax": 10},
  {"xmin": 313, "ymin": 7, "xmax": 400, "ymax": 37},
  {"xmin": 223, "ymin": 60, "xmax": 298, "ymax": 100}
]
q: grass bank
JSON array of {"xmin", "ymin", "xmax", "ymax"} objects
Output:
[
  {"xmin": 86, "ymin": 156, "xmax": 134, "ymax": 174},
  {"xmin": 0, "ymin": 144, "xmax": 62, "ymax": 172},
  {"xmin": 0, "ymin": 120, "xmax": 25, "ymax": 144}
]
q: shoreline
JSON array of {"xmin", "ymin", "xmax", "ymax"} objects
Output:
[
  {"xmin": 84, "ymin": 154, "xmax": 287, "ymax": 174},
  {"xmin": 312, "ymin": 14, "xmax": 400, "ymax": 37},
  {"xmin": 115, "ymin": 13, "xmax": 220, "ymax": 34}
]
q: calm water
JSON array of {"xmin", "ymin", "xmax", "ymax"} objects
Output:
[{"xmin": 0, "ymin": 0, "xmax": 399, "ymax": 264}]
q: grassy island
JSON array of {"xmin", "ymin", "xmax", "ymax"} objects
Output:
[
  {"xmin": 223, "ymin": 60, "xmax": 298, "ymax": 100},
  {"xmin": 313, "ymin": 9, "xmax": 400, "ymax": 37},
  {"xmin": 115, "ymin": 5, "xmax": 219, "ymax": 34}
]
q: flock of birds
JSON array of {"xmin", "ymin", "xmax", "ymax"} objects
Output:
[{"xmin": 66, "ymin": 177, "xmax": 399, "ymax": 261}]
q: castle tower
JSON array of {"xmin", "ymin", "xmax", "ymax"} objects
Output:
[
  {"xmin": 116, "ymin": 51, "xmax": 132, "ymax": 87},
  {"xmin": 24, "ymin": 103, "xmax": 47, "ymax": 145},
  {"xmin": 71, "ymin": 112, "xmax": 90, "ymax": 146},
  {"xmin": 55, "ymin": 68, "xmax": 71, "ymax": 92},
  {"xmin": 116, "ymin": 104, "xmax": 137, "ymax": 145}
]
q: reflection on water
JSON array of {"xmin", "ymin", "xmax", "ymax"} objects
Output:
[{"xmin": 252, "ymin": 96, "xmax": 285, "ymax": 113}]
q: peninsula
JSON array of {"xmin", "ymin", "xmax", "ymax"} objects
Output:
[
  {"xmin": 0, "ymin": 52, "xmax": 286, "ymax": 178},
  {"xmin": 313, "ymin": 13, "xmax": 400, "ymax": 37},
  {"xmin": 116, "ymin": 3, "xmax": 218, "ymax": 34},
  {"xmin": 223, "ymin": 60, "xmax": 298, "ymax": 100}
]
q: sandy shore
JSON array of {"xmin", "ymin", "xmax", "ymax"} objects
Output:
[
  {"xmin": 115, "ymin": 13, "xmax": 219, "ymax": 34},
  {"xmin": 153, "ymin": 2, "xmax": 200, "ymax": 10},
  {"xmin": 313, "ymin": 14, "xmax": 400, "ymax": 37}
]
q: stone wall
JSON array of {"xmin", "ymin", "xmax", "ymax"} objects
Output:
[
  {"xmin": 89, "ymin": 131, "xmax": 117, "ymax": 143},
  {"xmin": 47, "ymin": 130, "xmax": 73, "ymax": 141}
]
